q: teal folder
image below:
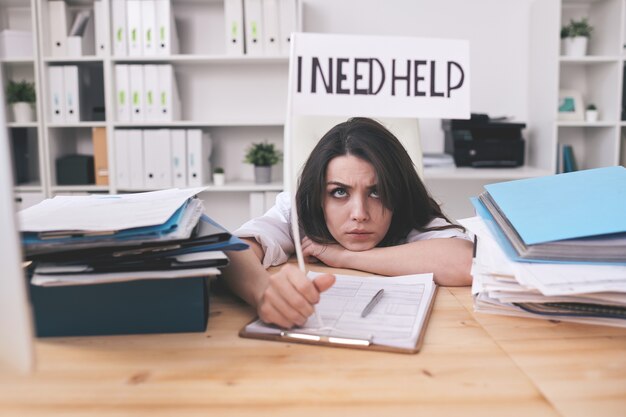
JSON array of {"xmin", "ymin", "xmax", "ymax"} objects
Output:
[{"xmin": 483, "ymin": 166, "xmax": 626, "ymax": 245}]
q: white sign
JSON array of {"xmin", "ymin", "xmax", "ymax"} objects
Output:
[{"xmin": 289, "ymin": 32, "xmax": 470, "ymax": 119}]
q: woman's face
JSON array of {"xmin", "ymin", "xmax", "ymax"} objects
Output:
[{"xmin": 322, "ymin": 155, "xmax": 392, "ymax": 251}]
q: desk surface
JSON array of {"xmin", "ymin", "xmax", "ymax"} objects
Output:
[{"xmin": 1, "ymin": 265, "xmax": 625, "ymax": 417}]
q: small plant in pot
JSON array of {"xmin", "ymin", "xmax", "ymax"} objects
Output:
[
  {"xmin": 561, "ymin": 18, "xmax": 593, "ymax": 57},
  {"xmin": 585, "ymin": 103, "xmax": 599, "ymax": 122},
  {"xmin": 244, "ymin": 141, "xmax": 282, "ymax": 184},
  {"xmin": 213, "ymin": 166, "xmax": 225, "ymax": 186},
  {"xmin": 7, "ymin": 80, "xmax": 36, "ymax": 123}
]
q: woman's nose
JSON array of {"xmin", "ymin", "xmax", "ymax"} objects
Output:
[{"xmin": 350, "ymin": 197, "xmax": 369, "ymax": 222}]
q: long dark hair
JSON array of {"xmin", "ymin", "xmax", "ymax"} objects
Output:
[{"xmin": 296, "ymin": 117, "xmax": 463, "ymax": 246}]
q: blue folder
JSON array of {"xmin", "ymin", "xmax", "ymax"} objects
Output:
[{"xmin": 483, "ymin": 166, "xmax": 626, "ymax": 245}]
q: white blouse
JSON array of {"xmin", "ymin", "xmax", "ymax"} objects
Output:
[{"xmin": 234, "ymin": 192, "xmax": 471, "ymax": 268}]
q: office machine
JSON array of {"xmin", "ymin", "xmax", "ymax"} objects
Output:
[{"xmin": 442, "ymin": 113, "xmax": 526, "ymax": 168}]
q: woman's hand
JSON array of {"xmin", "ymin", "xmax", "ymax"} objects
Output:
[
  {"xmin": 256, "ymin": 263, "xmax": 335, "ymax": 329},
  {"xmin": 301, "ymin": 236, "xmax": 346, "ymax": 268}
]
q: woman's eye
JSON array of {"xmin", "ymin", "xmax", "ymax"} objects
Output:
[
  {"xmin": 370, "ymin": 189, "xmax": 380, "ymax": 198},
  {"xmin": 331, "ymin": 188, "xmax": 347, "ymax": 198}
]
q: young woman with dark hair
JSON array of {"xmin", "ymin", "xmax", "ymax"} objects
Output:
[{"xmin": 223, "ymin": 117, "xmax": 473, "ymax": 329}]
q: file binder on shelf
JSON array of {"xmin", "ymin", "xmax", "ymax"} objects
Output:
[
  {"xmin": 155, "ymin": 0, "xmax": 179, "ymax": 56},
  {"xmin": 48, "ymin": 1, "xmax": 70, "ymax": 57},
  {"xmin": 244, "ymin": 0, "xmax": 264, "ymax": 55},
  {"xmin": 92, "ymin": 127, "xmax": 108, "ymax": 186},
  {"xmin": 63, "ymin": 66, "xmax": 81, "ymax": 123},
  {"xmin": 111, "ymin": 0, "xmax": 128, "ymax": 56},
  {"xmin": 224, "ymin": 0, "xmax": 245, "ymax": 55},
  {"xmin": 278, "ymin": 0, "xmax": 297, "ymax": 55},
  {"xmin": 143, "ymin": 65, "xmax": 159, "ymax": 121},
  {"xmin": 157, "ymin": 65, "xmax": 181, "ymax": 121},
  {"xmin": 186, "ymin": 130, "xmax": 211, "ymax": 187},
  {"xmin": 129, "ymin": 64, "xmax": 145, "ymax": 122},
  {"xmin": 171, "ymin": 129, "xmax": 187, "ymax": 188},
  {"xmin": 114, "ymin": 129, "xmax": 131, "ymax": 189},
  {"xmin": 115, "ymin": 65, "xmax": 131, "ymax": 122},
  {"xmin": 66, "ymin": 9, "xmax": 91, "ymax": 57},
  {"xmin": 143, "ymin": 129, "xmax": 173, "ymax": 189},
  {"xmin": 262, "ymin": 0, "xmax": 281, "ymax": 55},
  {"xmin": 127, "ymin": 0, "xmax": 143, "ymax": 56},
  {"xmin": 128, "ymin": 129, "xmax": 145, "ymax": 189},
  {"xmin": 141, "ymin": 0, "xmax": 157, "ymax": 56},
  {"xmin": 48, "ymin": 66, "xmax": 66, "ymax": 123},
  {"xmin": 94, "ymin": 0, "xmax": 107, "ymax": 56}
]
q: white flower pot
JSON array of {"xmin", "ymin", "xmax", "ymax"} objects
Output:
[
  {"xmin": 585, "ymin": 109, "xmax": 598, "ymax": 122},
  {"xmin": 11, "ymin": 102, "xmax": 34, "ymax": 123},
  {"xmin": 563, "ymin": 36, "xmax": 588, "ymax": 57},
  {"xmin": 213, "ymin": 173, "xmax": 225, "ymax": 186}
]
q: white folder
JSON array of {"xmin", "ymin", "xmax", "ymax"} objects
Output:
[
  {"xmin": 224, "ymin": 0, "xmax": 245, "ymax": 55},
  {"xmin": 278, "ymin": 0, "xmax": 297, "ymax": 55},
  {"xmin": 94, "ymin": 0, "xmax": 107, "ymax": 56},
  {"xmin": 156, "ymin": 65, "xmax": 181, "ymax": 121},
  {"xmin": 48, "ymin": 66, "xmax": 66, "ymax": 124},
  {"xmin": 63, "ymin": 66, "xmax": 81, "ymax": 123},
  {"xmin": 128, "ymin": 129, "xmax": 145, "ymax": 189},
  {"xmin": 155, "ymin": 0, "xmax": 179, "ymax": 56},
  {"xmin": 264, "ymin": 191, "xmax": 280, "ymax": 212},
  {"xmin": 171, "ymin": 129, "xmax": 187, "ymax": 187},
  {"xmin": 262, "ymin": 0, "xmax": 280, "ymax": 55},
  {"xmin": 48, "ymin": 1, "xmax": 70, "ymax": 57},
  {"xmin": 244, "ymin": 0, "xmax": 264, "ymax": 56},
  {"xmin": 114, "ymin": 129, "xmax": 131, "ymax": 189},
  {"xmin": 129, "ymin": 64, "xmax": 145, "ymax": 122},
  {"xmin": 143, "ymin": 129, "xmax": 172, "ymax": 189},
  {"xmin": 111, "ymin": 0, "xmax": 128, "ymax": 56},
  {"xmin": 186, "ymin": 130, "xmax": 212, "ymax": 187},
  {"xmin": 143, "ymin": 65, "xmax": 159, "ymax": 121},
  {"xmin": 141, "ymin": 0, "xmax": 157, "ymax": 56},
  {"xmin": 126, "ymin": 0, "xmax": 143, "ymax": 56},
  {"xmin": 115, "ymin": 65, "xmax": 131, "ymax": 122},
  {"xmin": 249, "ymin": 192, "xmax": 265, "ymax": 219}
]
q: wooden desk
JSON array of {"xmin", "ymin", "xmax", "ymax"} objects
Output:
[{"xmin": 1, "ymin": 267, "xmax": 624, "ymax": 417}]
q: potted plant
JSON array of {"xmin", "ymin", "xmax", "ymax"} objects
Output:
[
  {"xmin": 6, "ymin": 80, "xmax": 36, "ymax": 123},
  {"xmin": 213, "ymin": 166, "xmax": 225, "ymax": 186},
  {"xmin": 244, "ymin": 141, "xmax": 282, "ymax": 184},
  {"xmin": 561, "ymin": 18, "xmax": 593, "ymax": 57},
  {"xmin": 585, "ymin": 103, "xmax": 599, "ymax": 122}
]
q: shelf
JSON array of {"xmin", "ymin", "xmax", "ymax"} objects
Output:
[
  {"xmin": 14, "ymin": 184, "xmax": 43, "ymax": 192},
  {"xmin": 43, "ymin": 56, "xmax": 104, "ymax": 64},
  {"xmin": 559, "ymin": 56, "xmax": 622, "ymax": 64},
  {"xmin": 113, "ymin": 120, "xmax": 284, "ymax": 128},
  {"xmin": 47, "ymin": 122, "xmax": 107, "ymax": 128},
  {"xmin": 557, "ymin": 121, "xmax": 618, "ymax": 127},
  {"xmin": 8, "ymin": 122, "xmax": 38, "ymax": 128},
  {"xmin": 51, "ymin": 185, "xmax": 110, "ymax": 193},
  {"xmin": 111, "ymin": 55, "xmax": 289, "ymax": 65},
  {"xmin": 0, "ymin": 57, "xmax": 35, "ymax": 64},
  {"xmin": 423, "ymin": 166, "xmax": 553, "ymax": 180},
  {"xmin": 117, "ymin": 182, "xmax": 284, "ymax": 193}
]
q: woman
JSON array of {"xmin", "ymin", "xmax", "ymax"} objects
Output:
[{"xmin": 223, "ymin": 117, "xmax": 472, "ymax": 329}]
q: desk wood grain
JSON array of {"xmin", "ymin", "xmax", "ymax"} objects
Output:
[{"xmin": 0, "ymin": 273, "xmax": 623, "ymax": 416}]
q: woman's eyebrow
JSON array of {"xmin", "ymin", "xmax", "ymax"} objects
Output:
[{"xmin": 326, "ymin": 181, "xmax": 351, "ymax": 189}]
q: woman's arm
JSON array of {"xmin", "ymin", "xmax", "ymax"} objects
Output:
[
  {"xmin": 301, "ymin": 237, "xmax": 473, "ymax": 286},
  {"xmin": 221, "ymin": 238, "xmax": 335, "ymax": 328}
]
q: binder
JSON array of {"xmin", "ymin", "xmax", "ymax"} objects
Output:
[
  {"xmin": 92, "ymin": 127, "xmax": 109, "ymax": 186},
  {"xmin": 224, "ymin": 0, "xmax": 245, "ymax": 55},
  {"xmin": 48, "ymin": 1, "xmax": 70, "ymax": 57},
  {"xmin": 128, "ymin": 129, "xmax": 145, "ymax": 189},
  {"xmin": 48, "ymin": 66, "xmax": 66, "ymax": 123},
  {"xmin": 278, "ymin": 0, "xmax": 297, "ymax": 55},
  {"xmin": 129, "ymin": 64, "xmax": 145, "ymax": 122},
  {"xmin": 186, "ymin": 130, "xmax": 211, "ymax": 187},
  {"xmin": 126, "ymin": 0, "xmax": 143, "ymax": 56},
  {"xmin": 144, "ymin": 129, "xmax": 172, "ymax": 189},
  {"xmin": 156, "ymin": 65, "xmax": 181, "ymax": 121},
  {"xmin": 63, "ymin": 66, "xmax": 81, "ymax": 123},
  {"xmin": 111, "ymin": 0, "xmax": 128, "ymax": 56},
  {"xmin": 244, "ymin": 0, "xmax": 264, "ymax": 55},
  {"xmin": 66, "ymin": 9, "xmax": 91, "ymax": 56},
  {"xmin": 240, "ymin": 273, "xmax": 438, "ymax": 354},
  {"xmin": 115, "ymin": 65, "xmax": 131, "ymax": 122},
  {"xmin": 93, "ymin": 0, "xmax": 108, "ymax": 56},
  {"xmin": 171, "ymin": 129, "xmax": 188, "ymax": 188},
  {"xmin": 114, "ymin": 129, "xmax": 131, "ymax": 189},
  {"xmin": 155, "ymin": 0, "xmax": 179, "ymax": 56},
  {"xmin": 262, "ymin": 0, "xmax": 280, "ymax": 55},
  {"xmin": 141, "ymin": 0, "xmax": 157, "ymax": 56},
  {"xmin": 143, "ymin": 65, "xmax": 159, "ymax": 121}
]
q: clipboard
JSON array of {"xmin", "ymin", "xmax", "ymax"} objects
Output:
[{"xmin": 239, "ymin": 275, "xmax": 438, "ymax": 354}]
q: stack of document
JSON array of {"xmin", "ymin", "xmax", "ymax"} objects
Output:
[
  {"xmin": 18, "ymin": 188, "xmax": 247, "ymax": 287},
  {"xmin": 461, "ymin": 166, "xmax": 626, "ymax": 327}
]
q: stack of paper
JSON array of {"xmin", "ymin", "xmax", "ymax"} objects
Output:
[
  {"xmin": 18, "ymin": 188, "xmax": 248, "ymax": 287},
  {"xmin": 461, "ymin": 166, "xmax": 626, "ymax": 327}
]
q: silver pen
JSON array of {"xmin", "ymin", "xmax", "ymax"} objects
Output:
[{"xmin": 361, "ymin": 289, "xmax": 384, "ymax": 318}]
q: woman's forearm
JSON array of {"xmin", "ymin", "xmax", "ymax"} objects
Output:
[{"xmin": 220, "ymin": 238, "xmax": 269, "ymax": 307}]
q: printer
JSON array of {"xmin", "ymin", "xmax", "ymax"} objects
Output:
[{"xmin": 442, "ymin": 113, "xmax": 526, "ymax": 168}]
